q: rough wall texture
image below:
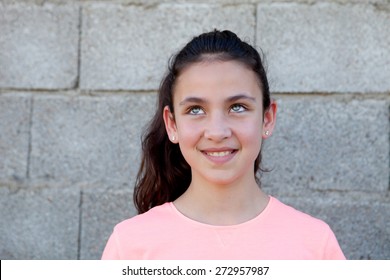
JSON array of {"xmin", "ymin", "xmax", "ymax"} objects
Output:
[{"xmin": 0, "ymin": 0, "xmax": 389, "ymax": 260}]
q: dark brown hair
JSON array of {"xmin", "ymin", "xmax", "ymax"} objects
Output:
[{"xmin": 134, "ymin": 30, "xmax": 271, "ymax": 214}]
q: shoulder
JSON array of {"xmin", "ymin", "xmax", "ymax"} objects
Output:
[
  {"xmin": 268, "ymin": 196, "xmax": 330, "ymax": 230},
  {"xmin": 266, "ymin": 197, "xmax": 345, "ymax": 259},
  {"xmin": 102, "ymin": 202, "xmax": 178, "ymax": 259},
  {"xmin": 114, "ymin": 202, "xmax": 174, "ymax": 234}
]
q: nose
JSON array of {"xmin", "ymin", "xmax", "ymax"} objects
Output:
[{"xmin": 203, "ymin": 112, "xmax": 232, "ymax": 141}]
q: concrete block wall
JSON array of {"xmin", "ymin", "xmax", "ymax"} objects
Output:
[{"xmin": 0, "ymin": 0, "xmax": 389, "ymax": 260}]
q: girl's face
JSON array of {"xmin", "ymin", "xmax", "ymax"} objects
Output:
[{"xmin": 164, "ymin": 60, "xmax": 276, "ymax": 187}]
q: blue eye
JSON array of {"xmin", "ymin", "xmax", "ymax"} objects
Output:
[
  {"xmin": 188, "ymin": 106, "xmax": 204, "ymax": 115},
  {"xmin": 230, "ymin": 104, "xmax": 246, "ymax": 113}
]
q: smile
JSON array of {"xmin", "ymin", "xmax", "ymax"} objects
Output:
[
  {"xmin": 205, "ymin": 151, "xmax": 233, "ymax": 157},
  {"xmin": 200, "ymin": 149, "xmax": 237, "ymax": 164}
]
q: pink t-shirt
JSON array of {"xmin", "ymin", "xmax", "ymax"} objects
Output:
[{"xmin": 102, "ymin": 196, "xmax": 345, "ymax": 259}]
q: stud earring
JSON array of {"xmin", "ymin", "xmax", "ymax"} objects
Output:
[
  {"xmin": 265, "ymin": 131, "xmax": 270, "ymax": 136},
  {"xmin": 172, "ymin": 136, "xmax": 175, "ymax": 141}
]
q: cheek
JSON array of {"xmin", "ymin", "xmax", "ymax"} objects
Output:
[
  {"xmin": 235, "ymin": 120, "xmax": 263, "ymax": 147},
  {"xmin": 176, "ymin": 122, "xmax": 202, "ymax": 144},
  {"xmin": 176, "ymin": 124, "xmax": 202, "ymax": 165}
]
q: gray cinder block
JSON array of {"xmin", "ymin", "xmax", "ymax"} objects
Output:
[
  {"xmin": 257, "ymin": 3, "xmax": 390, "ymax": 93},
  {"xmin": 261, "ymin": 97, "xmax": 389, "ymax": 192},
  {"xmin": 0, "ymin": 187, "xmax": 80, "ymax": 259},
  {"xmin": 29, "ymin": 94, "xmax": 156, "ymax": 187},
  {"xmin": 0, "ymin": 4, "xmax": 79, "ymax": 89},
  {"xmin": 80, "ymin": 3, "xmax": 255, "ymax": 90},
  {"xmin": 0, "ymin": 94, "xmax": 31, "ymax": 181},
  {"xmin": 79, "ymin": 188, "xmax": 136, "ymax": 260}
]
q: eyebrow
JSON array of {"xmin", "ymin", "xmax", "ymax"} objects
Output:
[
  {"xmin": 178, "ymin": 94, "xmax": 256, "ymax": 106},
  {"xmin": 227, "ymin": 94, "xmax": 256, "ymax": 103}
]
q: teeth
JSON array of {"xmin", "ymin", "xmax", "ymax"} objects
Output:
[{"xmin": 206, "ymin": 151, "xmax": 231, "ymax": 157}]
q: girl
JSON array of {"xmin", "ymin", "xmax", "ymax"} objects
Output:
[{"xmin": 102, "ymin": 30, "xmax": 345, "ymax": 260}]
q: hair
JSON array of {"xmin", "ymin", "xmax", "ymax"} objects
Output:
[{"xmin": 134, "ymin": 29, "xmax": 271, "ymax": 214}]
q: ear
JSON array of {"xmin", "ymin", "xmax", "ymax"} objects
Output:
[
  {"xmin": 163, "ymin": 105, "xmax": 178, "ymax": 143},
  {"xmin": 262, "ymin": 99, "xmax": 277, "ymax": 139}
]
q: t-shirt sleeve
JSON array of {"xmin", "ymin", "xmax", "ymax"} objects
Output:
[
  {"xmin": 322, "ymin": 226, "xmax": 346, "ymax": 260},
  {"xmin": 101, "ymin": 230, "xmax": 121, "ymax": 260}
]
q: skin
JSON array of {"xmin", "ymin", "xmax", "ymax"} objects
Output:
[{"xmin": 163, "ymin": 60, "xmax": 277, "ymax": 226}]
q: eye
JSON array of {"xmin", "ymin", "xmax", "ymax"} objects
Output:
[
  {"xmin": 187, "ymin": 106, "xmax": 205, "ymax": 115},
  {"xmin": 230, "ymin": 104, "xmax": 246, "ymax": 113}
]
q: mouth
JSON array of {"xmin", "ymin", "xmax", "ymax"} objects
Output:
[
  {"xmin": 200, "ymin": 148, "xmax": 238, "ymax": 160},
  {"xmin": 200, "ymin": 149, "xmax": 237, "ymax": 164},
  {"xmin": 204, "ymin": 150, "xmax": 235, "ymax": 157}
]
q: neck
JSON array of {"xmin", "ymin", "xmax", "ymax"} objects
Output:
[{"xmin": 173, "ymin": 175, "xmax": 269, "ymax": 226}]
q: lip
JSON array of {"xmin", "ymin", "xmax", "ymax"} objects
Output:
[{"xmin": 200, "ymin": 148, "xmax": 238, "ymax": 164}]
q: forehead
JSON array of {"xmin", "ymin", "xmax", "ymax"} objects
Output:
[{"xmin": 173, "ymin": 60, "xmax": 262, "ymax": 102}]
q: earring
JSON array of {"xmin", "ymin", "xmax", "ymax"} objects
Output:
[
  {"xmin": 172, "ymin": 136, "xmax": 175, "ymax": 141},
  {"xmin": 265, "ymin": 131, "xmax": 270, "ymax": 136}
]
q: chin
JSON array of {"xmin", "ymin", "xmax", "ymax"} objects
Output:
[{"xmin": 204, "ymin": 174, "xmax": 242, "ymax": 186}]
